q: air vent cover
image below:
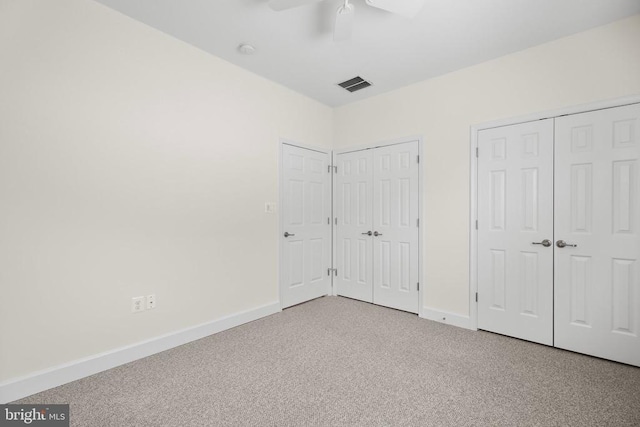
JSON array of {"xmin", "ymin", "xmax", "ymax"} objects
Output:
[{"xmin": 338, "ymin": 76, "xmax": 372, "ymax": 93}]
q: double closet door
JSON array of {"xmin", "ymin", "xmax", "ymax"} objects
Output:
[
  {"xmin": 477, "ymin": 103, "xmax": 640, "ymax": 366},
  {"xmin": 335, "ymin": 141, "xmax": 420, "ymax": 314}
]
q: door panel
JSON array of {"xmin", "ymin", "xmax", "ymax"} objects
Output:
[
  {"xmin": 372, "ymin": 142, "xmax": 419, "ymax": 313},
  {"xmin": 555, "ymin": 103, "xmax": 640, "ymax": 366},
  {"xmin": 477, "ymin": 119, "xmax": 554, "ymax": 345},
  {"xmin": 335, "ymin": 150, "xmax": 374, "ymax": 302},
  {"xmin": 281, "ymin": 144, "xmax": 331, "ymax": 308}
]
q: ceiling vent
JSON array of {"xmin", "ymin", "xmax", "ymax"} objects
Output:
[{"xmin": 338, "ymin": 76, "xmax": 372, "ymax": 93}]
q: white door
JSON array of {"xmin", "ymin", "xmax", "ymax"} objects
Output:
[
  {"xmin": 335, "ymin": 141, "xmax": 420, "ymax": 313},
  {"xmin": 281, "ymin": 144, "xmax": 332, "ymax": 308},
  {"xmin": 554, "ymin": 103, "xmax": 640, "ymax": 366},
  {"xmin": 477, "ymin": 119, "xmax": 554, "ymax": 345},
  {"xmin": 335, "ymin": 149, "xmax": 374, "ymax": 302},
  {"xmin": 372, "ymin": 142, "xmax": 420, "ymax": 313}
]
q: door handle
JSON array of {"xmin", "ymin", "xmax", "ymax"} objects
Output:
[
  {"xmin": 373, "ymin": 231, "xmax": 382, "ymax": 237},
  {"xmin": 284, "ymin": 232, "xmax": 295, "ymax": 238},
  {"xmin": 556, "ymin": 240, "xmax": 577, "ymax": 248},
  {"xmin": 532, "ymin": 239, "xmax": 552, "ymax": 247},
  {"xmin": 361, "ymin": 231, "xmax": 372, "ymax": 236}
]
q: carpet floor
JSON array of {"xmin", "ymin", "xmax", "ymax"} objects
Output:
[{"xmin": 15, "ymin": 296, "xmax": 640, "ymax": 426}]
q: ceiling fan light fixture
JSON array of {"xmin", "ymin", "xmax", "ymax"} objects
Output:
[{"xmin": 334, "ymin": 1, "xmax": 355, "ymax": 42}]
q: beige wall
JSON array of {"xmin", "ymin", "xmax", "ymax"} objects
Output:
[
  {"xmin": 1, "ymin": 0, "xmax": 639, "ymax": 385},
  {"xmin": 334, "ymin": 14, "xmax": 640, "ymax": 316},
  {"xmin": 0, "ymin": 0, "xmax": 332, "ymax": 382}
]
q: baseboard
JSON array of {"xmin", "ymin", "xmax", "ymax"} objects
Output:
[
  {"xmin": 0, "ymin": 302, "xmax": 281, "ymax": 404},
  {"xmin": 420, "ymin": 306, "xmax": 474, "ymax": 330}
]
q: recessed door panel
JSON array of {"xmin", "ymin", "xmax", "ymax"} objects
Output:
[
  {"xmin": 554, "ymin": 103, "xmax": 640, "ymax": 366},
  {"xmin": 478, "ymin": 119, "xmax": 554, "ymax": 345},
  {"xmin": 281, "ymin": 144, "xmax": 331, "ymax": 308}
]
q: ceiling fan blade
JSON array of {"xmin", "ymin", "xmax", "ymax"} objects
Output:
[
  {"xmin": 268, "ymin": 0, "xmax": 324, "ymax": 11},
  {"xmin": 364, "ymin": 0, "xmax": 425, "ymax": 18},
  {"xmin": 334, "ymin": 3, "xmax": 355, "ymax": 42}
]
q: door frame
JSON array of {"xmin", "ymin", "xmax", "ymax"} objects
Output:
[
  {"xmin": 469, "ymin": 94, "xmax": 640, "ymax": 330},
  {"xmin": 332, "ymin": 136, "xmax": 424, "ymax": 317},
  {"xmin": 278, "ymin": 139, "xmax": 333, "ymax": 310}
]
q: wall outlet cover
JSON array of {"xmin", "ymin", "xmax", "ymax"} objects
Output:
[{"xmin": 131, "ymin": 296, "xmax": 145, "ymax": 313}]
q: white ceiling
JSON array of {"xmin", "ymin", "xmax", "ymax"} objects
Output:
[{"xmin": 93, "ymin": 0, "xmax": 640, "ymax": 107}]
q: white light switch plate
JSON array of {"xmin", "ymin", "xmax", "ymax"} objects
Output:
[{"xmin": 265, "ymin": 202, "xmax": 277, "ymax": 213}]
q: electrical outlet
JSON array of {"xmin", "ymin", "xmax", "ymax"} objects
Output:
[
  {"xmin": 147, "ymin": 294, "xmax": 156, "ymax": 309},
  {"xmin": 131, "ymin": 296, "xmax": 145, "ymax": 313}
]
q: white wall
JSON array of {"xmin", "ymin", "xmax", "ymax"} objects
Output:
[
  {"xmin": 334, "ymin": 15, "xmax": 640, "ymax": 317},
  {"xmin": 2, "ymin": 0, "xmax": 639, "ymax": 387},
  {"xmin": 0, "ymin": 0, "xmax": 332, "ymax": 383}
]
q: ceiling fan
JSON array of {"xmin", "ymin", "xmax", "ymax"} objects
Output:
[{"xmin": 268, "ymin": 0, "xmax": 426, "ymax": 41}]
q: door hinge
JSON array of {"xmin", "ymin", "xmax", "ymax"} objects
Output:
[
  {"xmin": 416, "ymin": 155, "xmax": 420, "ymax": 163},
  {"xmin": 475, "ymin": 292, "xmax": 478, "ymax": 302},
  {"xmin": 417, "ymin": 282, "xmax": 420, "ymax": 291},
  {"xmin": 328, "ymin": 165, "xmax": 331, "ymax": 173},
  {"xmin": 334, "ymin": 217, "xmax": 337, "ymax": 225},
  {"xmin": 327, "ymin": 268, "xmax": 337, "ymax": 276},
  {"xmin": 475, "ymin": 147, "xmax": 479, "ymax": 158},
  {"xmin": 334, "ymin": 165, "xmax": 337, "ymax": 173},
  {"xmin": 475, "ymin": 220, "xmax": 478, "ymax": 230},
  {"xmin": 327, "ymin": 217, "xmax": 330, "ymax": 225}
]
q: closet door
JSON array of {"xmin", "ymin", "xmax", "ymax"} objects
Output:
[
  {"xmin": 554, "ymin": 103, "xmax": 640, "ymax": 366},
  {"xmin": 477, "ymin": 119, "xmax": 554, "ymax": 345},
  {"xmin": 335, "ymin": 150, "xmax": 374, "ymax": 302},
  {"xmin": 372, "ymin": 142, "xmax": 420, "ymax": 313},
  {"xmin": 335, "ymin": 142, "xmax": 421, "ymax": 312}
]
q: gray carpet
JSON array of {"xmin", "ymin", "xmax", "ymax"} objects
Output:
[{"xmin": 15, "ymin": 296, "xmax": 640, "ymax": 426}]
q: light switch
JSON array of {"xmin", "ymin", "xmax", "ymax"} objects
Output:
[{"xmin": 265, "ymin": 202, "xmax": 277, "ymax": 214}]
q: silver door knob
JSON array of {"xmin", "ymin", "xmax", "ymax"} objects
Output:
[
  {"xmin": 373, "ymin": 231, "xmax": 382, "ymax": 237},
  {"xmin": 361, "ymin": 231, "xmax": 372, "ymax": 236},
  {"xmin": 284, "ymin": 232, "xmax": 295, "ymax": 238},
  {"xmin": 532, "ymin": 239, "xmax": 552, "ymax": 247},
  {"xmin": 556, "ymin": 240, "xmax": 577, "ymax": 248}
]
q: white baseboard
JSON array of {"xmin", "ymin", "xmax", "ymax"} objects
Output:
[
  {"xmin": 0, "ymin": 302, "xmax": 281, "ymax": 404},
  {"xmin": 420, "ymin": 306, "xmax": 474, "ymax": 330}
]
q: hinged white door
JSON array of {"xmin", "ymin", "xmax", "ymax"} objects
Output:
[
  {"xmin": 335, "ymin": 149, "xmax": 374, "ymax": 302},
  {"xmin": 477, "ymin": 119, "xmax": 554, "ymax": 345},
  {"xmin": 554, "ymin": 103, "xmax": 640, "ymax": 366},
  {"xmin": 336, "ymin": 142, "xmax": 420, "ymax": 313},
  {"xmin": 372, "ymin": 142, "xmax": 420, "ymax": 313},
  {"xmin": 281, "ymin": 144, "xmax": 332, "ymax": 308}
]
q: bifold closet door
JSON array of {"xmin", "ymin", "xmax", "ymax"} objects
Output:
[
  {"xmin": 281, "ymin": 144, "xmax": 332, "ymax": 308},
  {"xmin": 335, "ymin": 141, "xmax": 420, "ymax": 313},
  {"xmin": 554, "ymin": 103, "xmax": 640, "ymax": 366},
  {"xmin": 477, "ymin": 119, "xmax": 554, "ymax": 345}
]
